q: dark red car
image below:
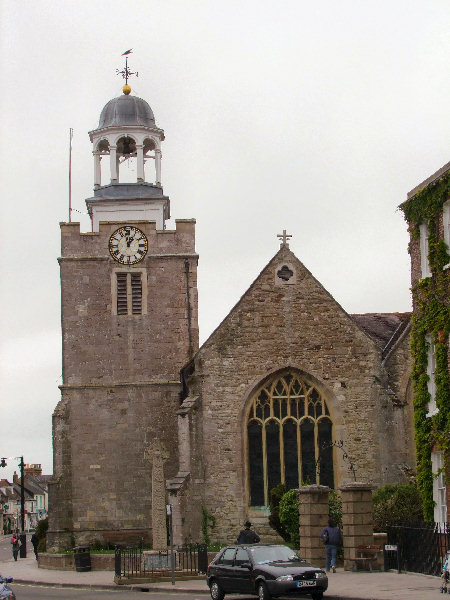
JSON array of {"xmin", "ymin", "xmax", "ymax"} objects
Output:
[{"xmin": 207, "ymin": 544, "xmax": 328, "ymax": 600}]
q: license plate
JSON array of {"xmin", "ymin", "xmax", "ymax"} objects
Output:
[{"xmin": 296, "ymin": 580, "xmax": 315, "ymax": 587}]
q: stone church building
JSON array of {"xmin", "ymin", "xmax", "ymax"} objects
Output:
[{"xmin": 47, "ymin": 82, "xmax": 415, "ymax": 550}]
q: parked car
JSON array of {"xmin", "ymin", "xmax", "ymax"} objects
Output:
[{"xmin": 207, "ymin": 544, "xmax": 328, "ymax": 600}]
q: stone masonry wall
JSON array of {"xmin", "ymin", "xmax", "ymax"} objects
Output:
[
  {"xmin": 380, "ymin": 331, "xmax": 415, "ymax": 482},
  {"xmin": 49, "ymin": 218, "xmax": 198, "ymax": 549},
  {"xmin": 186, "ymin": 245, "xmax": 415, "ymax": 543},
  {"xmin": 59, "ymin": 219, "xmax": 198, "ymax": 384}
]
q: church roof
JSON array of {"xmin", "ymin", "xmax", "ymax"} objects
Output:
[
  {"xmin": 96, "ymin": 94, "xmax": 156, "ymax": 129},
  {"xmin": 351, "ymin": 312, "xmax": 411, "ymax": 350}
]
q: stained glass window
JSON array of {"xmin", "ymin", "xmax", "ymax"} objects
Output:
[{"xmin": 247, "ymin": 371, "xmax": 333, "ymax": 506}]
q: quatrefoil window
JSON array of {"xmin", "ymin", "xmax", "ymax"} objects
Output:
[{"xmin": 277, "ymin": 265, "xmax": 294, "ymax": 281}]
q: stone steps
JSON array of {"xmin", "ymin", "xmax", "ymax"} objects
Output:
[{"xmin": 246, "ymin": 509, "xmax": 286, "ymax": 545}]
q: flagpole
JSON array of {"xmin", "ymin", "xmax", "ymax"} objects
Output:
[{"xmin": 69, "ymin": 128, "xmax": 73, "ymax": 222}]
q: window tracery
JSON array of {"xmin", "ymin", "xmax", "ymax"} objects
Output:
[{"xmin": 247, "ymin": 371, "xmax": 333, "ymax": 506}]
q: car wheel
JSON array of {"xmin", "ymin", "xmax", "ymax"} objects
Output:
[
  {"xmin": 257, "ymin": 581, "xmax": 271, "ymax": 600},
  {"xmin": 210, "ymin": 580, "xmax": 225, "ymax": 600},
  {"xmin": 311, "ymin": 593, "xmax": 323, "ymax": 600}
]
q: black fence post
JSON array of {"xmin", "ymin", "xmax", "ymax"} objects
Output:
[
  {"xmin": 114, "ymin": 546, "xmax": 122, "ymax": 578},
  {"xmin": 197, "ymin": 543, "xmax": 208, "ymax": 574}
]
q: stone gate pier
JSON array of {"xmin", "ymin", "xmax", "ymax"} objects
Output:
[
  {"xmin": 297, "ymin": 485, "xmax": 331, "ymax": 566},
  {"xmin": 297, "ymin": 482, "xmax": 375, "ymax": 570},
  {"xmin": 339, "ymin": 482, "xmax": 374, "ymax": 570}
]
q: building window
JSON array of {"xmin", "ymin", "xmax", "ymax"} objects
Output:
[
  {"xmin": 247, "ymin": 371, "xmax": 333, "ymax": 506},
  {"xmin": 112, "ymin": 270, "xmax": 146, "ymax": 316},
  {"xmin": 444, "ymin": 200, "xmax": 450, "ymax": 268},
  {"xmin": 432, "ymin": 451, "xmax": 447, "ymax": 524},
  {"xmin": 426, "ymin": 334, "xmax": 437, "ymax": 417},
  {"xmin": 419, "ymin": 223, "xmax": 431, "ymax": 278}
]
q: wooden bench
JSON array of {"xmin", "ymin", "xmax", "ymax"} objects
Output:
[{"xmin": 351, "ymin": 545, "xmax": 381, "ymax": 572}]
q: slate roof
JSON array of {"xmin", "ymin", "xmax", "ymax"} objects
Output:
[
  {"xmin": 96, "ymin": 94, "xmax": 156, "ymax": 129},
  {"xmin": 351, "ymin": 312, "xmax": 411, "ymax": 350},
  {"xmin": 33, "ymin": 474, "xmax": 51, "ymax": 486},
  {"xmin": 22, "ymin": 477, "xmax": 47, "ymax": 495}
]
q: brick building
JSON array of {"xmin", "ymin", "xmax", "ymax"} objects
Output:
[
  {"xmin": 400, "ymin": 162, "xmax": 450, "ymax": 524},
  {"xmin": 47, "ymin": 83, "xmax": 416, "ymax": 550}
]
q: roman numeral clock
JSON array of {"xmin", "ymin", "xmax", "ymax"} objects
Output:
[{"xmin": 109, "ymin": 226, "xmax": 148, "ymax": 265}]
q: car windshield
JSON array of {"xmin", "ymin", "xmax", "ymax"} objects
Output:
[{"xmin": 249, "ymin": 545, "xmax": 300, "ymax": 564}]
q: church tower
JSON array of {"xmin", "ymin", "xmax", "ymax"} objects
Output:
[{"xmin": 47, "ymin": 74, "xmax": 198, "ymax": 549}]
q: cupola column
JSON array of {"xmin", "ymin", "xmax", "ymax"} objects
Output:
[
  {"xmin": 110, "ymin": 145, "xmax": 118, "ymax": 182},
  {"xmin": 93, "ymin": 151, "xmax": 101, "ymax": 188},
  {"xmin": 155, "ymin": 149, "xmax": 162, "ymax": 186},
  {"xmin": 136, "ymin": 144, "xmax": 144, "ymax": 182}
]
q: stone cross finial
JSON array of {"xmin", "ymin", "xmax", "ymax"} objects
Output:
[{"xmin": 277, "ymin": 230, "xmax": 292, "ymax": 247}]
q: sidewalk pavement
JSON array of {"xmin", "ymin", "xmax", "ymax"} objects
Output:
[{"xmin": 0, "ymin": 556, "xmax": 440, "ymax": 599}]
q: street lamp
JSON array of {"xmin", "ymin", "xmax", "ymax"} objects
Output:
[{"xmin": 1, "ymin": 456, "xmax": 26, "ymax": 557}]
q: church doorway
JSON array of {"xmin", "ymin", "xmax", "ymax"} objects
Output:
[{"xmin": 247, "ymin": 370, "xmax": 334, "ymax": 506}]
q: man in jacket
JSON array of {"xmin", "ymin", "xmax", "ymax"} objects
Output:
[{"xmin": 237, "ymin": 521, "xmax": 260, "ymax": 544}]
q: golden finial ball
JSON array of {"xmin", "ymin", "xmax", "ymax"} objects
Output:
[{"xmin": 122, "ymin": 84, "xmax": 131, "ymax": 95}]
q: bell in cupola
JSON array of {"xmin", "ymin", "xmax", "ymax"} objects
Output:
[{"xmin": 121, "ymin": 137, "xmax": 134, "ymax": 156}]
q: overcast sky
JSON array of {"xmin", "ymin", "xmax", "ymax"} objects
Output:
[{"xmin": 0, "ymin": 0, "xmax": 449, "ymax": 482}]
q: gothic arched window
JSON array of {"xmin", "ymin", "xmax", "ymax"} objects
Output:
[{"xmin": 247, "ymin": 371, "xmax": 333, "ymax": 506}]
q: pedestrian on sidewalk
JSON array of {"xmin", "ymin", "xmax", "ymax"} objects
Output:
[
  {"xmin": 236, "ymin": 520, "xmax": 260, "ymax": 544},
  {"xmin": 11, "ymin": 533, "xmax": 20, "ymax": 561},
  {"xmin": 320, "ymin": 518, "xmax": 342, "ymax": 573},
  {"xmin": 31, "ymin": 532, "xmax": 39, "ymax": 560}
]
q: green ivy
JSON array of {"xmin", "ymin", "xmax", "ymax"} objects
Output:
[
  {"xmin": 201, "ymin": 506, "xmax": 216, "ymax": 546},
  {"xmin": 400, "ymin": 170, "xmax": 450, "ymax": 521},
  {"xmin": 401, "ymin": 171, "xmax": 450, "ymax": 238}
]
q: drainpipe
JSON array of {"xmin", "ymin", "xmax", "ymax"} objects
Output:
[{"xmin": 184, "ymin": 259, "xmax": 193, "ymax": 358}]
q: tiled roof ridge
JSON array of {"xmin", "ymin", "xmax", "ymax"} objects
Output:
[
  {"xmin": 351, "ymin": 312, "xmax": 411, "ymax": 349},
  {"xmin": 351, "ymin": 311, "xmax": 411, "ymax": 318}
]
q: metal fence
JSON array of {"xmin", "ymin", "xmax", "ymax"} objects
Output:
[
  {"xmin": 115, "ymin": 544, "xmax": 208, "ymax": 580},
  {"xmin": 385, "ymin": 522, "xmax": 449, "ymax": 576}
]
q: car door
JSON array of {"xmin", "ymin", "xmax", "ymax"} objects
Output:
[
  {"xmin": 232, "ymin": 547, "xmax": 253, "ymax": 593},
  {"xmin": 213, "ymin": 547, "xmax": 236, "ymax": 593}
]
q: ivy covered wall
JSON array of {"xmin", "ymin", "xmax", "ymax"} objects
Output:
[{"xmin": 400, "ymin": 169, "xmax": 450, "ymax": 521}]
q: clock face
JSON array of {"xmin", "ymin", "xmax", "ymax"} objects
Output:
[{"xmin": 109, "ymin": 226, "xmax": 148, "ymax": 265}]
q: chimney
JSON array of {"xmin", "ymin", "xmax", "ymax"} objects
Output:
[{"xmin": 24, "ymin": 464, "xmax": 42, "ymax": 477}]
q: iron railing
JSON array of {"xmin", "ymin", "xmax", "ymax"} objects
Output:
[
  {"xmin": 386, "ymin": 522, "xmax": 449, "ymax": 576},
  {"xmin": 115, "ymin": 543, "xmax": 208, "ymax": 580}
]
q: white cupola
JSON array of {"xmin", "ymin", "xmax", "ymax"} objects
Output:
[{"xmin": 85, "ymin": 83, "xmax": 170, "ymax": 232}]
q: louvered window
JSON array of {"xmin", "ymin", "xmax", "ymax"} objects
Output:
[
  {"xmin": 117, "ymin": 273, "xmax": 128, "ymax": 315},
  {"xmin": 115, "ymin": 272, "xmax": 143, "ymax": 316},
  {"xmin": 131, "ymin": 273, "xmax": 142, "ymax": 315}
]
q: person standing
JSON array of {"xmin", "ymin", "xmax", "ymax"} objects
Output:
[
  {"xmin": 236, "ymin": 520, "xmax": 260, "ymax": 544},
  {"xmin": 11, "ymin": 533, "xmax": 20, "ymax": 561},
  {"xmin": 320, "ymin": 518, "xmax": 342, "ymax": 572},
  {"xmin": 31, "ymin": 532, "xmax": 39, "ymax": 560}
]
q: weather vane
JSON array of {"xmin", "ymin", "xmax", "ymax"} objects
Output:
[{"xmin": 116, "ymin": 49, "xmax": 139, "ymax": 85}]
